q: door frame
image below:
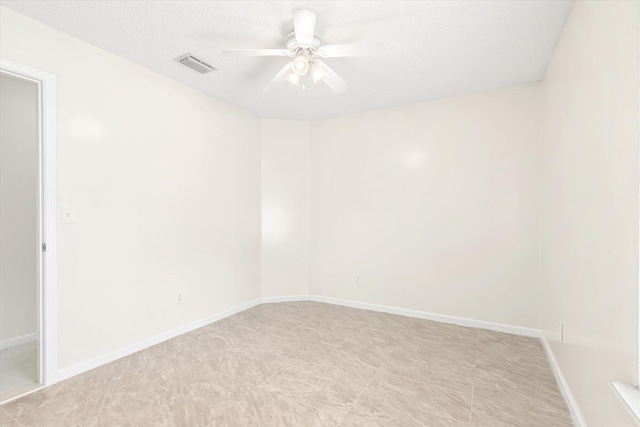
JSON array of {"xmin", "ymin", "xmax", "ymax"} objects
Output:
[{"xmin": 0, "ymin": 57, "xmax": 57, "ymax": 387}]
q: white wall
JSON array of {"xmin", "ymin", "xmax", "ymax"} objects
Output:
[
  {"xmin": 539, "ymin": 1, "xmax": 639, "ymax": 426},
  {"xmin": 261, "ymin": 119, "xmax": 310, "ymax": 298},
  {"xmin": 0, "ymin": 7, "xmax": 262, "ymax": 371},
  {"xmin": 0, "ymin": 73, "xmax": 39, "ymax": 344},
  {"xmin": 310, "ymin": 84, "xmax": 541, "ymax": 328}
]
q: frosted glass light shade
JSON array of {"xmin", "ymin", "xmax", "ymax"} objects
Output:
[
  {"xmin": 285, "ymin": 68, "xmax": 301, "ymax": 85},
  {"xmin": 310, "ymin": 61, "xmax": 327, "ymax": 83},
  {"xmin": 292, "ymin": 56, "xmax": 310, "ymax": 76}
]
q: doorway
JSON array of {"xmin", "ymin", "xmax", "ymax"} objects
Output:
[
  {"xmin": 0, "ymin": 71, "xmax": 39, "ymax": 398},
  {"xmin": 0, "ymin": 58, "xmax": 57, "ymax": 403}
]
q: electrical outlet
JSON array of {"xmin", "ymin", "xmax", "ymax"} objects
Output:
[
  {"xmin": 177, "ymin": 292, "xmax": 184, "ymax": 304},
  {"xmin": 355, "ymin": 275, "xmax": 362, "ymax": 285},
  {"xmin": 61, "ymin": 207, "xmax": 76, "ymax": 224}
]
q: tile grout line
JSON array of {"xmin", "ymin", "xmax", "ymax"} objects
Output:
[
  {"xmin": 1, "ymin": 407, "xmax": 22, "ymax": 426},
  {"xmin": 335, "ymin": 368, "xmax": 379, "ymax": 427},
  {"xmin": 254, "ymin": 366, "xmax": 285, "ymax": 388}
]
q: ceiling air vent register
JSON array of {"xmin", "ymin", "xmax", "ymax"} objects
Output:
[{"xmin": 174, "ymin": 53, "xmax": 216, "ymax": 74}]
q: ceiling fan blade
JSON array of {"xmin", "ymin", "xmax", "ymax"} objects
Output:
[
  {"xmin": 318, "ymin": 61, "xmax": 348, "ymax": 94},
  {"xmin": 263, "ymin": 62, "xmax": 293, "ymax": 93},
  {"xmin": 319, "ymin": 42, "xmax": 385, "ymax": 58},
  {"xmin": 224, "ymin": 49, "xmax": 290, "ymax": 57},
  {"xmin": 293, "ymin": 9, "xmax": 317, "ymax": 45}
]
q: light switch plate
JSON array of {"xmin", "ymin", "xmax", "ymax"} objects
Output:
[{"xmin": 61, "ymin": 207, "xmax": 76, "ymax": 224}]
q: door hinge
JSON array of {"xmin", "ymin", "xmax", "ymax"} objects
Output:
[{"xmin": 42, "ymin": 243, "xmax": 47, "ymax": 252}]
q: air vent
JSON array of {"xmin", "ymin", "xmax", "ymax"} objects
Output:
[{"xmin": 174, "ymin": 53, "xmax": 217, "ymax": 74}]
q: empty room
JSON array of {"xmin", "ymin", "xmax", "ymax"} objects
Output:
[{"xmin": 0, "ymin": 0, "xmax": 637, "ymax": 426}]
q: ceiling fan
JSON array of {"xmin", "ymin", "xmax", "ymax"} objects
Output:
[{"xmin": 223, "ymin": 9, "xmax": 384, "ymax": 94}]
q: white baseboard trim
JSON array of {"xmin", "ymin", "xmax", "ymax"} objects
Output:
[
  {"xmin": 612, "ymin": 382, "xmax": 640, "ymax": 424},
  {"xmin": 308, "ymin": 295, "xmax": 541, "ymax": 337},
  {"xmin": 540, "ymin": 335, "xmax": 587, "ymax": 427},
  {"xmin": 261, "ymin": 295, "xmax": 309, "ymax": 304},
  {"xmin": 57, "ymin": 298, "xmax": 261, "ymax": 381},
  {"xmin": 0, "ymin": 332, "xmax": 38, "ymax": 350}
]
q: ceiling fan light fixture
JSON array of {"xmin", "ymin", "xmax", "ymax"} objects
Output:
[
  {"xmin": 285, "ymin": 68, "xmax": 301, "ymax": 86},
  {"xmin": 229, "ymin": 9, "xmax": 374, "ymax": 93},
  {"xmin": 309, "ymin": 61, "xmax": 327, "ymax": 83},
  {"xmin": 291, "ymin": 55, "xmax": 310, "ymax": 76}
]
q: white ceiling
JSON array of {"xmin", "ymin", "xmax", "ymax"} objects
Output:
[{"xmin": 1, "ymin": 0, "xmax": 571, "ymax": 121}]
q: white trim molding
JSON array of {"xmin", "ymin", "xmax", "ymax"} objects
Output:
[
  {"xmin": 308, "ymin": 295, "xmax": 542, "ymax": 337},
  {"xmin": 260, "ymin": 295, "xmax": 309, "ymax": 304},
  {"xmin": 0, "ymin": 333, "xmax": 38, "ymax": 350},
  {"xmin": 540, "ymin": 335, "xmax": 587, "ymax": 427},
  {"xmin": 0, "ymin": 57, "xmax": 57, "ymax": 387},
  {"xmin": 613, "ymin": 382, "xmax": 640, "ymax": 424}
]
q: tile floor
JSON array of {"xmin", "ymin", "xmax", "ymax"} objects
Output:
[
  {"xmin": 0, "ymin": 302, "xmax": 572, "ymax": 426},
  {"xmin": 0, "ymin": 342, "xmax": 38, "ymax": 396}
]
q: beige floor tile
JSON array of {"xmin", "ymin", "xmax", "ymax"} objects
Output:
[
  {"xmin": 110, "ymin": 391, "xmax": 186, "ymax": 426},
  {"xmin": 473, "ymin": 363, "xmax": 562, "ymax": 404},
  {"xmin": 478, "ymin": 329, "xmax": 545, "ymax": 351},
  {"xmin": 162, "ymin": 365, "xmax": 252, "ymax": 414},
  {"xmin": 312, "ymin": 340, "xmax": 387, "ymax": 370},
  {"xmin": 219, "ymin": 387, "xmax": 347, "ymax": 427},
  {"xmin": 473, "ymin": 383, "xmax": 572, "ymax": 425},
  {"xmin": 118, "ymin": 348, "xmax": 195, "ymax": 383},
  {"xmin": 475, "ymin": 351, "xmax": 551, "ymax": 379},
  {"xmin": 0, "ymin": 409, "xmax": 20, "ymax": 427},
  {"xmin": 78, "ymin": 409, "xmax": 136, "ymax": 427},
  {"xmin": 111, "ymin": 386, "xmax": 240, "ymax": 426},
  {"xmin": 258, "ymin": 322, "xmax": 328, "ymax": 349},
  {"xmin": 411, "ymin": 360, "xmax": 474, "ymax": 395},
  {"xmin": 259, "ymin": 365, "xmax": 363, "ymax": 410},
  {"xmin": 348, "ymin": 391, "xmax": 469, "ymax": 426},
  {"xmin": 2, "ymin": 383, "xmax": 84, "ymax": 420},
  {"xmin": 357, "ymin": 371, "xmax": 472, "ymax": 423},
  {"xmin": 380, "ymin": 345, "xmax": 475, "ymax": 395},
  {"xmin": 10, "ymin": 398, "xmax": 123, "ymax": 427},
  {"xmin": 201, "ymin": 349, "xmax": 286, "ymax": 386},
  {"xmin": 338, "ymin": 412, "xmax": 387, "ymax": 427},
  {"xmin": 476, "ymin": 331, "xmax": 550, "ymax": 372},
  {"xmin": 64, "ymin": 365, "xmax": 169, "ymax": 409},
  {"xmin": 471, "ymin": 395, "xmax": 573, "ymax": 427}
]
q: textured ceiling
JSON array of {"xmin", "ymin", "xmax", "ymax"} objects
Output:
[{"xmin": 1, "ymin": 0, "xmax": 571, "ymax": 121}]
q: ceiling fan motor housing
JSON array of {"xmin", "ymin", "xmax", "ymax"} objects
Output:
[{"xmin": 285, "ymin": 32, "xmax": 322, "ymax": 57}]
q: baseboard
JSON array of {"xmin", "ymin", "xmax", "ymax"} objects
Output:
[
  {"xmin": 0, "ymin": 332, "xmax": 38, "ymax": 350},
  {"xmin": 308, "ymin": 295, "xmax": 541, "ymax": 337},
  {"xmin": 57, "ymin": 298, "xmax": 261, "ymax": 381},
  {"xmin": 261, "ymin": 295, "xmax": 309, "ymax": 304},
  {"xmin": 540, "ymin": 335, "xmax": 587, "ymax": 427}
]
